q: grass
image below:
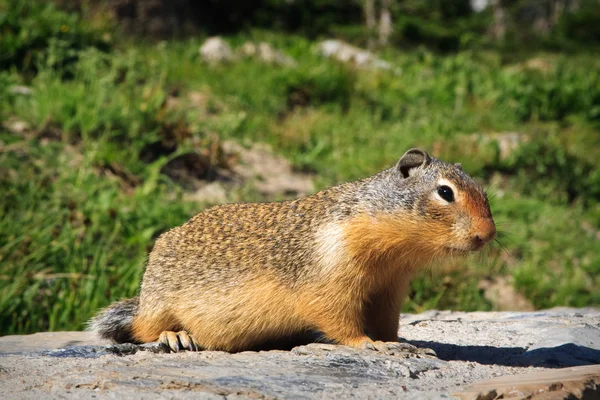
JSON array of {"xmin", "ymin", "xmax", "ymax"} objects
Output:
[{"xmin": 1, "ymin": 15, "xmax": 599, "ymax": 334}]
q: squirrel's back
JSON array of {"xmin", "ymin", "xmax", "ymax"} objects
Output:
[{"xmin": 146, "ymin": 184, "xmax": 351, "ymax": 284}]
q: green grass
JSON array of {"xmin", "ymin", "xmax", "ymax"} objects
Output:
[{"xmin": 1, "ymin": 18, "xmax": 599, "ymax": 334}]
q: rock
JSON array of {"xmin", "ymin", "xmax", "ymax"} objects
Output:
[
  {"xmin": 2, "ymin": 118, "xmax": 30, "ymax": 134},
  {"xmin": 200, "ymin": 38, "xmax": 295, "ymax": 66},
  {"xmin": 238, "ymin": 41, "xmax": 259, "ymax": 57},
  {"xmin": 318, "ymin": 39, "xmax": 394, "ymax": 71},
  {"xmin": 1, "ymin": 309, "xmax": 599, "ymax": 399},
  {"xmin": 239, "ymin": 41, "xmax": 296, "ymax": 66},
  {"xmin": 400, "ymin": 308, "xmax": 600, "ymax": 367},
  {"xmin": 199, "ymin": 37, "xmax": 234, "ymax": 64},
  {"xmin": 8, "ymin": 85, "xmax": 33, "ymax": 95}
]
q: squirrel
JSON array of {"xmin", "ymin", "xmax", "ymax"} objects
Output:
[{"xmin": 89, "ymin": 148, "xmax": 496, "ymax": 354}]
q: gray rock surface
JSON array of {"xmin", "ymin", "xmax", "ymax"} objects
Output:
[{"xmin": 1, "ymin": 309, "xmax": 599, "ymax": 399}]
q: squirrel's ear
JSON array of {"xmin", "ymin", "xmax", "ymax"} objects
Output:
[
  {"xmin": 454, "ymin": 163, "xmax": 463, "ymax": 171},
  {"xmin": 397, "ymin": 148, "xmax": 431, "ymax": 178}
]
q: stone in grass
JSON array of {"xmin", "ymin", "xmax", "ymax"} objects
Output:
[
  {"xmin": 200, "ymin": 37, "xmax": 235, "ymax": 64},
  {"xmin": 238, "ymin": 41, "xmax": 297, "ymax": 66},
  {"xmin": 318, "ymin": 39, "xmax": 395, "ymax": 71}
]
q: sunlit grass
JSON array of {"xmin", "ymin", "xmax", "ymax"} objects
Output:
[{"xmin": 1, "ymin": 30, "xmax": 599, "ymax": 334}]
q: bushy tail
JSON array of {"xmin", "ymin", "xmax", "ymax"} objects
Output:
[{"xmin": 87, "ymin": 297, "xmax": 140, "ymax": 343}]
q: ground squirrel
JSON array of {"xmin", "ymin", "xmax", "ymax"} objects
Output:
[{"xmin": 90, "ymin": 148, "xmax": 496, "ymax": 353}]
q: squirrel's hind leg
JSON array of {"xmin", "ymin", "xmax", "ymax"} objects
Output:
[{"xmin": 131, "ymin": 311, "xmax": 182, "ymax": 344}]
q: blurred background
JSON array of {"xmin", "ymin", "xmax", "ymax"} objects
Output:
[{"xmin": 1, "ymin": 0, "xmax": 599, "ymax": 335}]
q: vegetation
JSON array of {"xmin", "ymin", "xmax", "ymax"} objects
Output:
[{"xmin": 1, "ymin": 0, "xmax": 599, "ymax": 335}]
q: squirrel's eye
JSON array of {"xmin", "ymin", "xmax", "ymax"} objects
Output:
[{"xmin": 437, "ymin": 185, "xmax": 454, "ymax": 203}]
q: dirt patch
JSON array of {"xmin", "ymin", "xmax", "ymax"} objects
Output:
[
  {"xmin": 2, "ymin": 90, "xmax": 314, "ymax": 205},
  {"xmin": 160, "ymin": 152, "xmax": 221, "ymax": 189},
  {"xmin": 224, "ymin": 141, "xmax": 314, "ymax": 198},
  {"xmin": 183, "ymin": 141, "xmax": 315, "ymax": 204},
  {"xmin": 163, "ymin": 89, "xmax": 226, "ymax": 120},
  {"xmin": 478, "ymin": 276, "xmax": 535, "ymax": 311}
]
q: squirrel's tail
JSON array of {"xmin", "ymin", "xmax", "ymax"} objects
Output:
[{"xmin": 87, "ymin": 296, "xmax": 140, "ymax": 343}]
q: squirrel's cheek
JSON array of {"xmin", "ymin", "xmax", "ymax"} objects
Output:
[{"xmin": 446, "ymin": 216, "xmax": 475, "ymax": 245}]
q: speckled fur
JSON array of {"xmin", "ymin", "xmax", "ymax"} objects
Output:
[{"xmin": 89, "ymin": 149, "xmax": 495, "ymax": 352}]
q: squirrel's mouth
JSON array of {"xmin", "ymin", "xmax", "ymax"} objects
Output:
[
  {"xmin": 443, "ymin": 246, "xmax": 474, "ymax": 255},
  {"xmin": 445, "ymin": 235, "xmax": 492, "ymax": 255}
]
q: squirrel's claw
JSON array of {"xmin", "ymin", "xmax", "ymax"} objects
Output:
[
  {"xmin": 159, "ymin": 331, "xmax": 180, "ymax": 352},
  {"xmin": 177, "ymin": 330, "xmax": 201, "ymax": 351},
  {"xmin": 158, "ymin": 330, "xmax": 200, "ymax": 352}
]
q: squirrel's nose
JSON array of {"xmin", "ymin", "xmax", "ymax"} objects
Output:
[{"xmin": 472, "ymin": 220, "xmax": 496, "ymax": 249}]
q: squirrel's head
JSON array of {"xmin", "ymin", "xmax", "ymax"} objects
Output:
[
  {"xmin": 392, "ymin": 148, "xmax": 496, "ymax": 254},
  {"xmin": 356, "ymin": 148, "xmax": 496, "ymax": 257}
]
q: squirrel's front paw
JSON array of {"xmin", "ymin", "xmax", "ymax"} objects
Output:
[
  {"xmin": 158, "ymin": 330, "xmax": 200, "ymax": 352},
  {"xmin": 360, "ymin": 340, "xmax": 436, "ymax": 357}
]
